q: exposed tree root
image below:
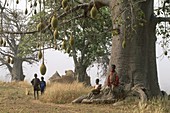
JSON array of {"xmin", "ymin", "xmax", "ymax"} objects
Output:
[{"xmin": 72, "ymin": 84, "xmax": 149, "ymax": 104}]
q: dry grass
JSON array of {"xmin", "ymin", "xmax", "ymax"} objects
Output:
[
  {"xmin": 40, "ymin": 82, "xmax": 92, "ymax": 104},
  {"xmin": 0, "ymin": 81, "xmax": 169, "ymax": 113}
]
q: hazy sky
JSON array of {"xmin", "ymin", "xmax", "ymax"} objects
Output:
[{"xmin": 0, "ymin": 0, "xmax": 170, "ymax": 94}]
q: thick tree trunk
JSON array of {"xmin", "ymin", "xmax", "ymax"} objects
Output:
[
  {"xmin": 11, "ymin": 58, "xmax": 25, "ymax": 81},
  {"xmin": 75, "ymin": 63, "xmax": 90, "ymax": 85},
  {"xmin": 106, "ymin": 0, "xmax": 161, "ymax": 97}
]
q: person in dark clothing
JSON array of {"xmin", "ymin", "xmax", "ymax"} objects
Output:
[
  {"xmin": 31, "ymin": 73, "xmax": 40, "ymax": 99},
  {"xmin": 40, "ymin": 77, "xmax": 46, "ymax": 95}
]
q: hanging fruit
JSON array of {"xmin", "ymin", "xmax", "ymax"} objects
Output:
[
  {"xmin": 64, "ymin": 5, "xmax": 70, "ymax": 12},
  {"xmin": 90, "ymin": 4, "xmax": 98, "ymax": 19},
  {"xmin": 164, "ymin": 51, "xmax": 168, "ymax": 56},
  {"xmin": 3, "ymin": 40, "xmax": 6, "ymax": 47},
  {"xmin": 37, "ymin": 22, "xmax": 45, "ymax": 32},
  {"xmin": 0, "ymin": 38, "xmax": 3, "ymax": 46},
  {"xmin": 30, "ymin": 3, "xmax": 33, "ymax": 8},
  {"xmin": 62, "ymin": 39, "xmax": 67, "ymax": 50},
  {"xmin": 34, "ymin": 9, "xmax": 37, "ymax": 14},
  {"xmin": 51, "ymin": 15, "xmax": 58, "ymax": 29},
  {"xmin": 37, "ymin": 43, "xmax": 40, "ymax": 48},
  {"xmin": 38, "ymin": 50, "xmax": 43, "ymax": 60},
  {"xmin": 53, "ymin": 28, "xmax": 59, "ymax": 40},
  {"xmin": 16, "ymin": 0, "xmax": 19, "ymax": 4},
  {"xmin": 69, "ymin": 35, "xmax": 74, "ymax": 47},
  {"xmin": 7, "ymin": 56, "xmax": 11, "ymax": 64},
  {"xmin": 62, "ymin": 0, "xmax": 68, "ymax": 9},
  {"xmin": 66, "ymin": 46, "xmax": 71, "ymax": 53},
  {"xmin": 25, "ymin": 8, "xmax": 28, "ymax": 15},
  {"xmin": 40, "ymin": 61, "xmax": 47, "ymax": 75},
  {"xmin": 34, "ymin": 1, "xmax": 37, "ymax": 7}
]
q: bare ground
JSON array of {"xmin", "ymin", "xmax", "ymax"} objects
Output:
[
  {"xmin": 0, "ymin": 82, "xmax": 169, "ymax": 113},
  {"xmin": 0, "ymin": 83, "xmax": 127, "ymax": 113}
]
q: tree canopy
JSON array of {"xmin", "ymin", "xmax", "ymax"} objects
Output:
[
  {"xmin": 0, "ymin": 0, "xmax": 170, "ymax": 92},
  {"xmin": 0, "ymin": 0, "xmax": 114, "ymax": 81}
]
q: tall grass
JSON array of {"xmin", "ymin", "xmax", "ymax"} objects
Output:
[
  {"xmin": 0, "ymin": 81, "xmax": 169, "ymax": 113},
  {"xmin": 0, "ymin": 81, "xmax": 31, "ymax": 88},
  {"xmin": 132, "ymin": 98, "xmax": 167, "ymax": 113},
  {"xmin": 40, "ymin": 82, "xmax": 92, "ymax": 104}
]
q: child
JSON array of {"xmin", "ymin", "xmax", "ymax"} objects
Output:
[
  {"xmin": 40, "ymin": 77, "xmax": 46, "ymax": 95},
  {"xmin": 31, "ymin": 73, "xmax": 40, "ymax": 99},
  {"xmin": 92, "ymin": 79, "xmax": 102, "ymax": 95}
]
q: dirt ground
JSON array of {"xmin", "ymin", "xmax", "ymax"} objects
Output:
[
  {"xmin": 0, "ymin": 82, "xmax": 168, "ymax": 113},
  {"xmin": 0, "ymin": 83, "xmax": 125, "ymax": 113}
]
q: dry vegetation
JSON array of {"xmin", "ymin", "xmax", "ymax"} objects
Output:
[
  {"xmin": 40, "ymin": 82, "xmax": 92, "ymax": 104},
  {"xmin": 0, "ymin": 81, "xmax": 169, "ymax": 113}
]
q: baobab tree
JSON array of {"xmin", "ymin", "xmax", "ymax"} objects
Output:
[
  {"xmin": 0, "ymin": 7, "xmax": 40, "ymax": 81},
  {"xmin": 1, "ymin": 0, "xmax": 169, "ymax": 99}
]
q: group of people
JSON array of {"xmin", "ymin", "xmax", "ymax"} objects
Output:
[
  {"xmin": 92, "ymin": 64, "xmax": 119, "ymax": 95},
  {"xmin": 31, "ymin": 73, "xmax": 46, "ymax": 99},
  {"xmin": 31, "ymin": 64, "xmax": 119, "ymax": 99}
]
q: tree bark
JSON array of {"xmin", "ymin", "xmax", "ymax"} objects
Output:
[
  {"xmin": 74, "ymin": 63, "xmax": 90, "ymax": 85},
  {"xmin": 106, "ymin": 0, "xmax": 161, "ymax": 97},
  {"xmin": 11, "ymin": 58, "xmax": 25, "ymax": 81}
]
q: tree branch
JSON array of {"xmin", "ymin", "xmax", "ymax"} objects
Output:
[
  {"xmin": 154, "ymin": 16, "xmax": 170, "ymax": 23},
  {"xmin": 1, "ymin": 0, "xmax": 111, "ymax": 35},
  {"xmin": 0, "ymin": 57, "xmax": 12, "ymax": 72},
  {"xmin": 59, "ymin": 14, "xmax": 84, "ymax": 25},
  {"xmin": 0, "ymin": 48, "xmax": 13, "ymax": 57},
  {"xmin": 22, "ymin": 57, "xmax": 38, "ymax": 64}
]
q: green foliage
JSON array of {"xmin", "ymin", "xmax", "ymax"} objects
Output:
[
  {"xmin": 62, "ymin": 7, "xmax": 112, "ymax": 67},
  {"xmin": 26, "ymin": 1, "xmax": 113, "ymax": 69},
  {"xmin": 1, "ymin": 1, "xmax": 112, "ymax": 77}
]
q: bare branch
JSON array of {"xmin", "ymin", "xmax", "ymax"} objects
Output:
[
  {"xmin": 22, "ymin": 57, "xmax": 38, "ymax": 64},
  {"xmin": 0, "ymin": 57, "xmax": 12, "ymax": 72},
  {"xmin": 154, "ymin": 16, "xmax": 170, "ymax": 23},
  {"xmin": 0, "ymin": 30, "xmax": 37, "ymax": 35},
  {"xmin": 0, "ymin": 48, "xmax": 13, "ymax": 58}
]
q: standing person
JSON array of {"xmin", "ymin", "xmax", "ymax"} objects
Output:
[
  {"xmin": 40, "ymin": 77, "xmax": 46, "ymax": 95},
  {"xmin": 31, "ymin": 73, "xmax": 40, "ymax": 99}
]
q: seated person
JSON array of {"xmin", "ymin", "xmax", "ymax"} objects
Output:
[{"xmin": 92, "ymin": 79, "xmax": 102, "ymax": 95}]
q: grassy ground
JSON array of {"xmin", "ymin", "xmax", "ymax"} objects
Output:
[{"xmin": 0, "ymin": 81, "xmax": 169, "ymax": 113}]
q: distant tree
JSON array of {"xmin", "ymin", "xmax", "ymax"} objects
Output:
[{"xmin": 0, "ymin": 6, "xmax": 39, "ymax": 81}]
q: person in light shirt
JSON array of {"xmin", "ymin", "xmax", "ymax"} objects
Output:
[{"xmin": 91, "ymin": 79, "xmax": 102, "ymax": 95}]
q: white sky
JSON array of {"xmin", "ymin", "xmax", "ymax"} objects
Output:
[{"xmin": 0, "ymin": 0, "xmax": 170, "ymax": 94}]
